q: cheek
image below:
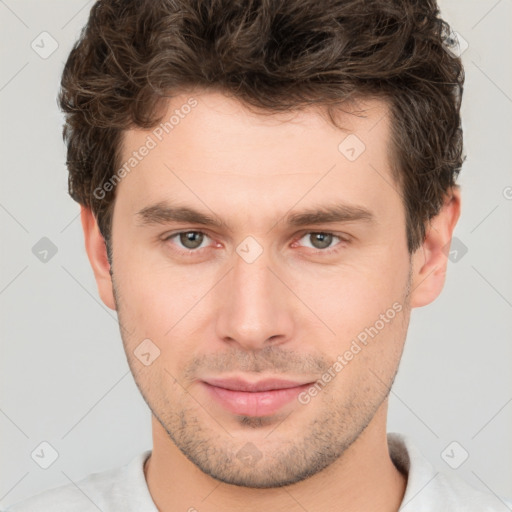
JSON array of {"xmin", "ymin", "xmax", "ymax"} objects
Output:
[
  {"xmin": 302, "ymin": 269, "xmax": 409, "ymax": 374},
  {"xmin": 304, "ymin": 256, "xmax": 407, "ymax": 333},
  {"xmin": 114, "ymin": 236, "xmax": 192, "ymax": 308},
  {"xmin": 320, "ymin": 300, "xmax": 408, "ymax": 398},
  {"xmin": 113, "ymin": 249, "xmax": 216, "ymax": 372}
]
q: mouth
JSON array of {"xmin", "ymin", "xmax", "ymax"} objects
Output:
[{"xmin": 200, "ymin": 377, "xmax": 315, "ymax": 417}]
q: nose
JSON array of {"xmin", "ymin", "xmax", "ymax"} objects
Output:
[{"xmin": 214, "ymin": 243, "xmax": 296, "ymax": 351}]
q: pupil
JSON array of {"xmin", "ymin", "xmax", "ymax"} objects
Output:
[
  {"xmin": 313, "ymin": 233, "xmax": 331, "ymax": 249},
  {"xmin": 181, "ymin": 232, "xmax": 202, "ymax": 249}
]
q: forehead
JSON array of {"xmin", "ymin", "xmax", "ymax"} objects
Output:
[
  {"xmin": 115, "ymin": 91, "xmax": 399, "ymax": 230},
  {"xmin": 120, "ymin": 90, "xmax": 392, "ymax": 167}
]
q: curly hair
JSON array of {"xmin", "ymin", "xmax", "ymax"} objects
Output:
[{"xmin": 58, "ymin": 0, "xmax": 464, "ymax": 254}]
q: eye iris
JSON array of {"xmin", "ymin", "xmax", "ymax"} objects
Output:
[
  {"xmin": 180, "ymin": 232, "xmax": 204, "ymax": 249},
  {"xmin": 311, "ymin": 232, "xmax": 332, "ymax": 249}
]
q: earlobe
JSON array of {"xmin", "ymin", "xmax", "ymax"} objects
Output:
[
  {"xmin": 409, "ymin": 187, "xmax": 462, "ymax": 308},
  {"xmin": 80, "ymin": 206, "xmax": 116, "ymax": 311}
]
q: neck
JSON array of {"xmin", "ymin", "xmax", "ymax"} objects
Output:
[{"xmin": 144, "ymin": 401, "xmax": 406, "ymax": 512}]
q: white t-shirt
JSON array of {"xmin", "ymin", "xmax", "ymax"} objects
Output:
[{"xmin": 4, "ymin": 433, "xmax": 512, "ymax": 511}]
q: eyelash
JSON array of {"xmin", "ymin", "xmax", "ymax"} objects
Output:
[{"xmin": 162, "ymin": 230, "xmax": 350, "ymax": 257}]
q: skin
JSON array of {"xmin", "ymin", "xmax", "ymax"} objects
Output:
[{"xmin": 81, "ymin": 90, "xmax": 460, "ymax": 512}]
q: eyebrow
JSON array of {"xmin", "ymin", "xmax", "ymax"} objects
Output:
[{"xmin": 135, "ymin": 201, "xmax": 375, "ymax": 230}]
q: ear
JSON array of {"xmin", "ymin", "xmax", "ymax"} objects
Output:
[
  {"xmin": 80, "ymin": 206, "xmax": 116, "ymax": 311},
  {"xmin": 409, "ymin": 187, "xmax": 461, "ymax": 308}
]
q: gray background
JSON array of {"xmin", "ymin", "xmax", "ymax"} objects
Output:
[{"xmin": 1, "ymin": 0, "xmax": 511, "ymax": 508}]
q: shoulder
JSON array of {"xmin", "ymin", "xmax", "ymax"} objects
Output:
[
  {"xmin": 388, "ymin": 432, "xmax": 512, "ymax": 512},
  {"xmin": 4, "ymin": 450, "xmax": 153, "ymax": 512}
]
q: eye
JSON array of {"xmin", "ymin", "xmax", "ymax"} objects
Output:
[
  {"xmin": 163, "ymin": 231, "xmax": 213, "ymax": 254},
  {"xmin": 162, "ymin": 230, "xmax": 349, "ymax": 257},
  {"xmin": 294, "ymin": 232, "xmax": 348, "ymax": 254}
]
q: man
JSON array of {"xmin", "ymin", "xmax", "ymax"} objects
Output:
[{"xmin": 5, "ymin": 0, "xmax": 511, "ymax": 511}]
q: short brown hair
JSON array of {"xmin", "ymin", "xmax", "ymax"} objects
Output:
[{"xmin": 58, "ymin": 0, "xmax": 464, "ymax": 254}]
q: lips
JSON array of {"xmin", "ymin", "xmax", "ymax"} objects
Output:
[
  {"xmin": 200, "ymin": 377, "xmax": 314, "ymax": 417},
  {"xmin": 203, "ymin": 377, "xmax": 311, "ymax": 392}
]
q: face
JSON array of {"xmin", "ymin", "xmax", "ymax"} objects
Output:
[{"xmin": 103, "ymin": 91, "xmax": 416, "ymax": 487}]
